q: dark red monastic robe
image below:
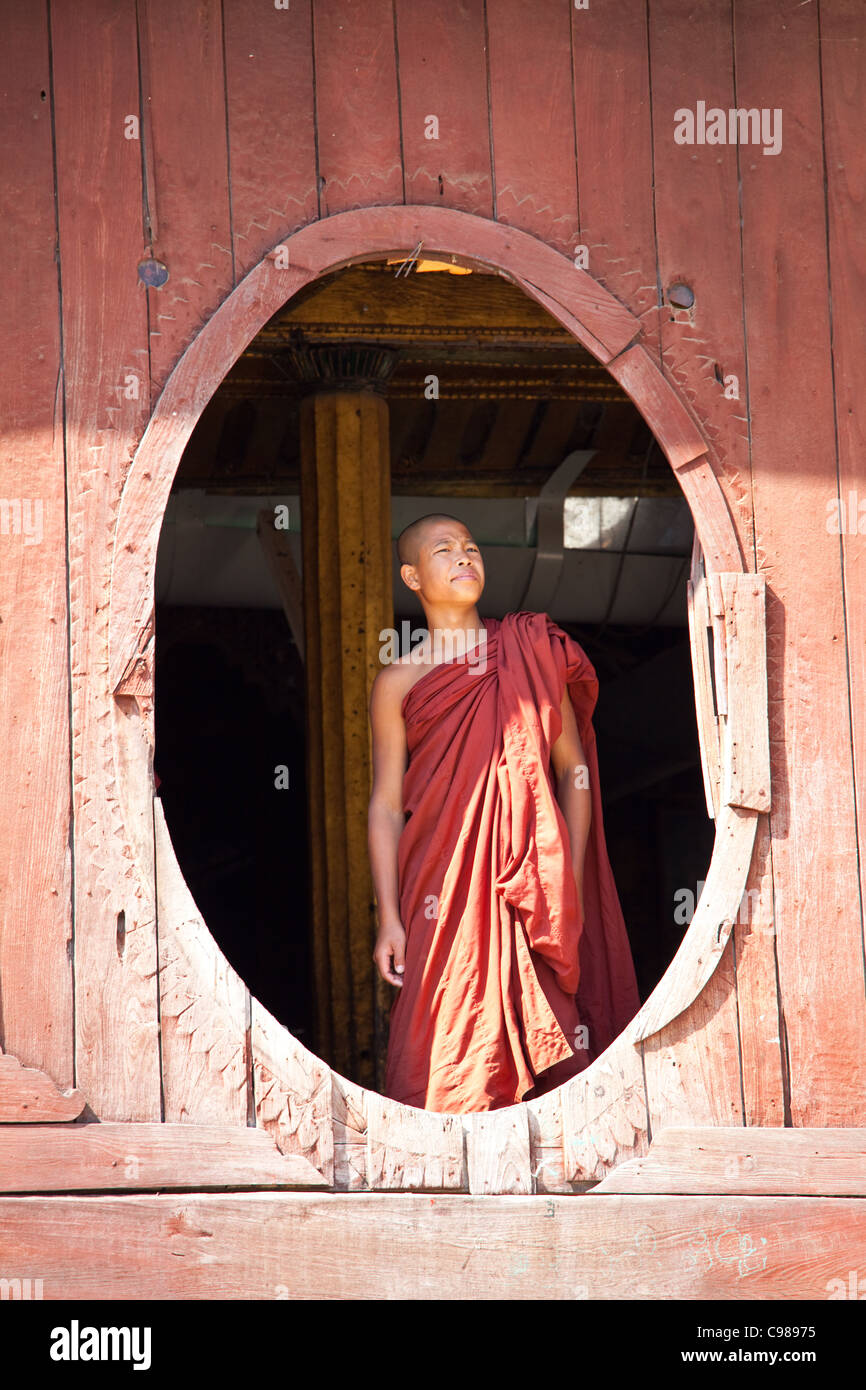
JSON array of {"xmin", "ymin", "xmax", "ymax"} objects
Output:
[{"xmin": 383, "ymin": 610, "xmax": 640, "ymax": 1113}]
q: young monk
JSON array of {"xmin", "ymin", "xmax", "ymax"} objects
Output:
[{"xmin": 368, "ymin": 513, "xmax": 640, "ymax": 1113}]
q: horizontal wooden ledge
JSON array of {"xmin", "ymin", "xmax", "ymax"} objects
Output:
[
  {"xmin": 1, "ymin": 1192, "xmax": 864, "ymax": 1299},
  {"xmin": 0, "ymin": 1123, "xmax": 329, "ymax": 1192},
  {"xmin": 590, "ymin": 1126, "xmax": 866, "ymax": 1196}
]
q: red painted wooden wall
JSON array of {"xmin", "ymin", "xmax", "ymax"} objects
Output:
[{"xmin": 1, "ymin": 0, "xmax": 864, "ymax": 1136}]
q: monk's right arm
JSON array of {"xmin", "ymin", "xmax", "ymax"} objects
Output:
[{"xmin": 368, "ymin": 670, "xmax": 409, "ymax": 987}]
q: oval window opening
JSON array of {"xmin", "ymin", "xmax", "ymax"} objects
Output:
[{"xmin": 152, "ymin": 253, "xmax": 714, "ymax": 1109}]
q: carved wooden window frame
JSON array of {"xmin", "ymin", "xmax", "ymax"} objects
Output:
[{"xmin": 107, "ymin": 206, "xmax": 770, "ymax": 1194}]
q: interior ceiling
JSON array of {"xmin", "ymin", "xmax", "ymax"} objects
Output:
[
  {"xmin": 162, "ymin": 261, "xmax": 692, "ymax": 626},
  {"xmin": 174, "ymin": 262, "xmax": 678, "ymax": 498}
]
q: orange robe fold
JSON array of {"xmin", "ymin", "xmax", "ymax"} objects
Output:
[{"xmin": 384, "ymin": 610, "xmax": 640, "ymax": 1113}]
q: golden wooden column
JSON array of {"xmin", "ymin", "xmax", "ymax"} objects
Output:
[{"xmin": 298, "ymin": 348, "xmax": 395, "ymax": 1089}]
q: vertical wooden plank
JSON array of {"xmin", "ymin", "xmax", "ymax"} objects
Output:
[
  {"xmin": 571, "ymin": 0, "xmax": 662, "ymax": 361},
  {"xmin": 648, "ymin": 0, "xmax": 754, "ymax": 569},
  {"xmin": 636, "ymin": 0, "xmax": 755, "ymax": 1131},
  {"xmin": 394, "ymin": 0, "xmax": 493, "ymax": 217},
  {"xmin": 642, "ymin": 938, "xmax": 744, "ymax": 1132},
  {"xmin": 733, "ymin": 815, "xmax": 786, "ymax": 1125},
  {"xmin": 52, "ymin": 0, "xmax": 160, "ymax": 1119},
  {"xmin": 525, "ymin": 1089, "xmax": 570, "ymax": 1194},
  {"xmin": 0, "ymin": 2, "xmax": 73, "ymax": 1084},
  {"xmin": 821, "ymin": 0, "xmax": 866, "ymax": 1107},
  {"xmin": 312, "ymin": 0, "xmax": 403, "ymax": 217},
  {"xmin": 486, "ymin": 0, "xmax": 578, "ymax": 255},
  {"xmin": 720, "ymin": 574, "xmax": 770, "ymax": 812},
  {"xmin": 365, "ymin": 1093, "xmax": 465, "ymax": 1191},
  {"xmin": 736, "ymin": 0, "xmax": 866, "ymax": 1123},
  {"xmin": 153, "ymin": 801, "xmax": 248, "ymax": 1125},
  {"xmin": 525, "ymin": 1089, "xmax": 567, "ymax": 1189},
  {"xmin": 223, "ymin": 0, "xmax": 318, "ymax": 280},
  {"xmin": 331, "ymin": 1074, "xmax": 369, "ymax": 1191},
  {"xmin": 464, "ymin": 1106, "xmax": 532, "ymax": 1196},
  {"xmin": 139, "ymin": 0, "xmax": 234, "ymax": 391},
  {"xmin": 721, "ymin": 574, "xmax": 784, "ymax": 1125}
]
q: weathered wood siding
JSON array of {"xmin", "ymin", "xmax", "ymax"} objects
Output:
[{"xmin": 1, "ymin": 0, "xmax": 864, "ymax": 1189}]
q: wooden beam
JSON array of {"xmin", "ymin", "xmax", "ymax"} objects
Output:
[
  {"xmin": 0, "ymin": 1117, "xmax": 325, "ymax": 1195},
  {"xmin": 519, "ymin": 399, "xmax": 585, "ymax": 472},
  {"xmin": 687, "ymin": 564, "xmax": 770, "ymax": 818},
  {"xmin": 1, "ymin": 1192, "xmax": 864, "ymax": 1299},
  {"xmin": 0, "ymin": 1123, "xmax": 326, "ymax": 1192},
  {"xmin": 592, "ymin": 1127, "xmax": 866, "ymax": 1197},
  {"xmin": 476, "ymin": 399, "xmax": 538, "ymax": 473},
  {"xmin": 419, "ymin": 398, "xmax": 477, "ymax": 473},
  {"xmin": 388, "ymin": 473, "xmax": 682, "ymax": 499},
  {"xmin": 300, "ymin": 389, "xmax": 392, "ymax": 1087},
  {"xmin": 264, "ymin": 265, "xmax": 577, "ymax": 345},
  {"xmin": 720, "ymin": 573, "xmax": 771, "ymax": 813}
]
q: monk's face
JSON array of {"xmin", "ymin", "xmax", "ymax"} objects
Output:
[{"xmin": 404, "ymin": 522, "xmax": 484, "ymax": 603}]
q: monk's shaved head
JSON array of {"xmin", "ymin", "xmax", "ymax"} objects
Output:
[{"xmin": 396, "ymin": 513, "xmax": 469, "ymax": 568}]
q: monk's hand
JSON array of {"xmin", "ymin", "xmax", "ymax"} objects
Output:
[{"xmin": 373, "ymin": 922, "xmax": 406, "ymax": 987}]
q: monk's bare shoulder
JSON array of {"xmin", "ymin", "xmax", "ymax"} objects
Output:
[
  {"xmin": 370, "ymin": 658, "xmax": 414, "ymax": 715},
  {"xmin": 371, "ymin": 649, "xmax": 433, "ymax": 716}
]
